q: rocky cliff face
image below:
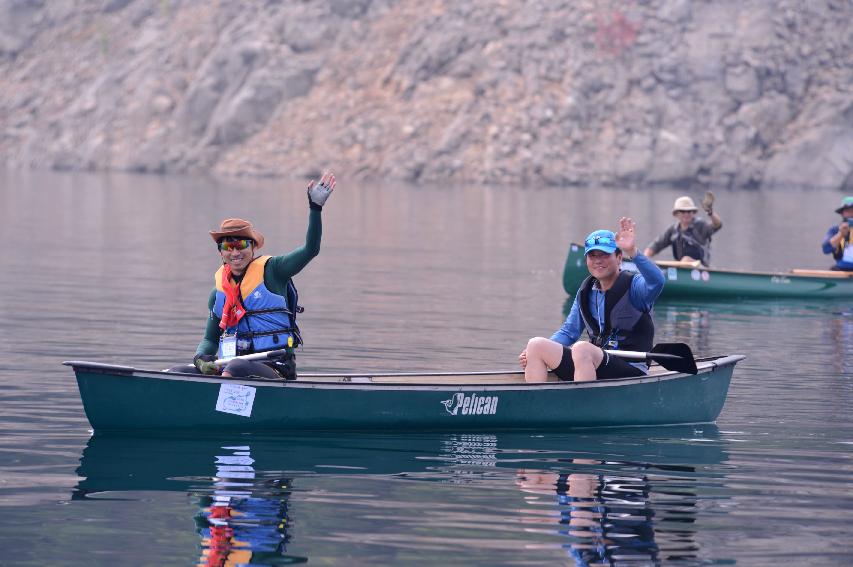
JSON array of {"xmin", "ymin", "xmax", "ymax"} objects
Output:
[{"xmin": 2, "ymin": 0, "xmax": 851, "ymax": 190}]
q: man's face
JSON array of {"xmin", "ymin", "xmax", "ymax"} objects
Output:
[
  {"xmin": 218, "ymin": 238, "xmax": 255, "ymax": 275},
  {"xmin": 842, "ymin": 206, "xmax": 853, "ymax": 220},
  {"xmin": 674, "ymin": 210, "xmax": 696, "ymax": 223},
  {"xmin": 585, "ymin": 249, "xmax": 621, "ymax": 280}
]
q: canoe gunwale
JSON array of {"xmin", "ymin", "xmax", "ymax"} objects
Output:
[{"xmin": 64, "ymin": 355, "xmax": 744, "ymax": 390}]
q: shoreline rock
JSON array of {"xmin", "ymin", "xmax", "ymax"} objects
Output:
[{"xmin": 1, "ymin": 0, "xmax": 851, "ymax": 191}]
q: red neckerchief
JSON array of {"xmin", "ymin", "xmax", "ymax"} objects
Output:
[{"xmin": 219, "ymin": 264, "xmax": 246, "ymax": 330}]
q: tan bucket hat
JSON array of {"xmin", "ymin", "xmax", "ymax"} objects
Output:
[
  {"xmin": 672, "ymin": 196, "xmax": 698, "ymax": 214},
  {"xmin": 209, "ymin": 218, "xmax": 265, "ymax": 248}
]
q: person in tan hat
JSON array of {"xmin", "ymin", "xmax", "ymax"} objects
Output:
[
  {"xmin": 643, "ymin": 192, "xmax": 722, "ymax": 266},
  {"xmin": 170, "ymin": 172, "xmax": 337, "ymax": 380},
  {"xmin": 822, "ymin": 196, "xmax": 853, "ymax": 271}
]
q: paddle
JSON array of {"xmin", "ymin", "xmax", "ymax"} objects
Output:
[
  {"xmin": 655, "ymin": 259, "xmax": 702, "ymax": 269},
  {"xmin": 214, "ymin": 349, "xmax": 290, "ymax": 367},
  {"xmin": 790, "ymin": 268, "xmax": 853, "ymax": 278},
  {"xmin": 217, "ymin": 343, "xmax": 699, "ymax": 375},
  {"xmin": 606, "ymin": 342, "xmax": 698, "ymax": 375}
]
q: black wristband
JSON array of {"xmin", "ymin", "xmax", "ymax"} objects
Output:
[{"xmin": 309, "ymin": 200, "xmax": 323, "ymax": 211}]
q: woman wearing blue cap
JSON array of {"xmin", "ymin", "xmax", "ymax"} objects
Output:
[
  {"xmin": 519, "ymin": 217, "xmax": 665, "ymax": 382},
  {"xmin": 822, "ymin": 196, "xmax": 853, "ymax": 271}
]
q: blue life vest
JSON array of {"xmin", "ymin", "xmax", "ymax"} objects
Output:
[
  {"xmin": 577, "ymin": 271, "xmax": 654, "ymax": 351},
  {"xmin": 212, "ymin": 256, "xmax": 302, "ymax": 357}
]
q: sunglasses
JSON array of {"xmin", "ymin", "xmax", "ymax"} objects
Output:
[
  {"xmin": 585, "ymin": 235, "xmax": 615, "ymax": 247},
  {"xmin": 218, "ymin": 238, "xmax": 254, "ymax": 251}
]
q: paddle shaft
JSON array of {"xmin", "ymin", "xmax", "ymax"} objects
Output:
[
  {"xmin": 214, "ymin": 349, "xmax": 289, "ymax": 366},
  {"xmin": 213, "ymin": 344, "xmax": 695, "ymax": 374},
  {"xmin": 607, "ymin": 349, "xmax": 681, "ymax": 361},
  {"xmin": 607, "ymin": 342, "xmax": 699, "ymax": 374}
]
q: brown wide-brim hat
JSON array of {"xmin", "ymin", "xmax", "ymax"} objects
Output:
[{"xmin": 209, "ymin": 218, "xmax": 264, "ymax": 249}]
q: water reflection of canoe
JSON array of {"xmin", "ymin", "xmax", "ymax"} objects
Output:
[
  {"xmin": 73, "ymin": 427, "xmax": 728, "ymax": 496},
  {"xmin": 562, "ymin": 242, "xmax": 853, "ymax": 299},
  {"xmin": 64, "ymin": 355, "xmax": 743, "ymax": 432}
]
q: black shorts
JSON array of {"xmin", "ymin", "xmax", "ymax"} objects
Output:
[
  {"xmin": 552, "ymin": 345, "xmax": 647, "ymax": 382},
  {"xmin": 220, "ymin": 359, "xmax": 284, "ymax": 379}
]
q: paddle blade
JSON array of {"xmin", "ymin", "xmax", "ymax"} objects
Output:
[{"xmin": 650, "ymin": 343, "xmax": 698, "ymax": 375}]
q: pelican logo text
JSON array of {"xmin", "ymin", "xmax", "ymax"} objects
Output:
[{"xmin": 441, "ymin": 393, "xmax": 499, "ymax": 416}]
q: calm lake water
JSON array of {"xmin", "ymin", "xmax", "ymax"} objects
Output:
[{"xmin": 1, "ymin": 169, "xmax": 851, "ymax": 566}]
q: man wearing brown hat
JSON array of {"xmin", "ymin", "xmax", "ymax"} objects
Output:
[
  {"xmin": 175, "ymin": 172, "xmax": 336, "ymax": 380},
  {"xmin": 643, "ymin": 192, "xmax": 722, "ymax": 266},
  {"xmin": 822, "ymin": 196, "xmax": 853, "ymax": 271}
]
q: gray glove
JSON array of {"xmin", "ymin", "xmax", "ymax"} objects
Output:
[
  {"xmin": 307, "ymin": 180, "xmax": 333, "ymax": 210},
  {"xmin": 702, "ymin": 190, "xmax": 715, "ymax": 215},
  {"xmin": 193, "ymin": 354, "xmax": 219, "ymax": 375}
]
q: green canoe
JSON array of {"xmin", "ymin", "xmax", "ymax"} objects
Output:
[
  {"xmin": 65, "ymin": 354, "xmax": 743, "ymax": 432},
  {"xmin": 562, "ymin": 242, "xmax": 853, "ymax": 299}
]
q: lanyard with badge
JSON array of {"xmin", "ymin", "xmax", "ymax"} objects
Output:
[
  {"xmin": 220, "ymin": 333, "xmax": 237, "ymax": 360},
  {"xmin": 593, "ymin": 286, "xmax": 620, "ymax": 349}
]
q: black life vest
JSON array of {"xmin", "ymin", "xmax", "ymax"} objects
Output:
[
  {"xmin": 577, "ymin": 271, "xmax": 654, "ymax": 351},
  {"xmin": 669, "ymin": 224, "xmax": 706, "ymax": 263}
]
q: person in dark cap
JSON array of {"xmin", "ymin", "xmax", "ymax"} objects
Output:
[
  {"xmin": 171, "ymin": 172, "xmax": 336, "ymax": 380},
  {"xmin": 519, "ymin": 217, "xmax": 664, "ymax": 382},
  {"xmin": 822, "ymin": 196, "xmax": 853, "ymax": 271}
]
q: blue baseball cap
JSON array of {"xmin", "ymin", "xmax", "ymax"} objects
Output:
[{"xmin": 584, "ymin": 229, "xmax": 618, "ymax": 255}]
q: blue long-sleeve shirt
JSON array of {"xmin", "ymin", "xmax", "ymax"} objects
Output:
[{"xmin": 551, "ymin": 253, "xmax": 665, "ymax": 346}]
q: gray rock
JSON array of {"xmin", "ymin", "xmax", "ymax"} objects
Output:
[
  {"xmin": 764, "ymin": 121, "xmax": 853, "ymax": 190},
  {"xmin": 735, "ymin": 93, "xmax": 793, "ymax": 148},
  {"xmin": 724, "ymin": 63, "xmax": 762, "ymax": 103},
  {"xmin": 1, "ymin": 0, "xmax": 852, "ymax": 191},
  {"xmin": 0, "ymin": 0, "xmax": 45, "ymax": 57},
  {"xmin": 210, "ymin": 65, "xmax": 318, "ymax": 145},
  {"xmin": 646, "ymin": 129, "xmax": 697, "ymax": 184}
]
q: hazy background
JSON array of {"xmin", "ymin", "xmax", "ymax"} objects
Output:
[{"xmin": 2, "ymin": 0, "xmax": 851, "ymax": 191}]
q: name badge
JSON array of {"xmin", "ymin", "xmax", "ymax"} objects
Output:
[{"xmin": 220, "ymin": 334, "xmax": 237, "ymax": 360}]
